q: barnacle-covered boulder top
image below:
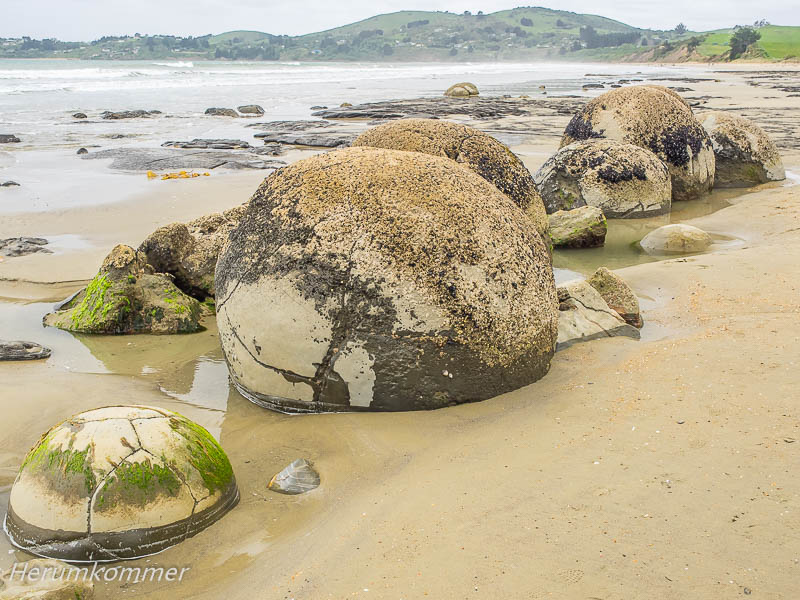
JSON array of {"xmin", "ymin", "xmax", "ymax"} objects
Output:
[
  {"xmin": 561, "ymin": 86, "xmax": 715, "ymax": 201},
  {"xmin": 534, "ymin": 139, "xmax": 672, "ymax": 218},
  {"xmin": 353, "ymin": 119, "xmax": 548, "ymax": 240},
  {"xmin": 215, "ymin": 146, "xmax": 558, "ymax": 413},
  {"xmin": 699, "ymin": 111, "xmax": 785, "ymax": 187},
  {"xmin": 4, "ymin": 405, "xmax": 238, "ymax": 562}
]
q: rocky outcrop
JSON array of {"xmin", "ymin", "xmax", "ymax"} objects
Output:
[
  {"xmin": 699, "ymin": 111, "xmax": 785, "ymax": 187},
  {"xmin": 5, "ymin": 406, "xmax": 238, "ymax": 562},
  {"xmin": 0, "ymin": 237, "xmax": 52, "ymax": 257},
  {"xmin": 353, "ymin": 119, "xmax": 549, "ymax": 240},
  {"xmin": 205, "ymin": 107, "xmax": 239, "ymax": 117},
  {"xmin": 139, "ymin": 205, "xmax": 246, "ymax": 299},
  {"xmin": 44, "ymin": 245, "xmax": 202, "ymax": 334},
  {"xmin": 162, "ymin": 139, "xmax": 252, "ymax": 149},
  {"xmin": 586, "ymin": 267, "xmax": 642, "ymax": 327},
  {"xmin": 215, "ymin": 146, "xmax": 557, "ymax": 413},
  {"xmin": 0, "ymin": 558, "xmax": 95, "ymax": 599},
  {"xmin": 640, "ymin": 224, "xmax": 712, "ymax": 254},
  {"xmin": 556, "ymin": 280, "xmax": 640, "ymax": 350},
  {"xmin": 561, "ymin": 86, "xmax": 715, "ymax": 201},
  {"xmin": 534, "ymin": 139, "xmax": 672, "ymax": 218},
  {"xmin": 0, "ymin": 135, "xmax": 21, "ymax": 143},
  {"xmin": 238, "ymin": 104, "xmax": 265, "ymax": 115},
  {"xmin": 253, "ymin": 132, "xmax": 356, "ymax": 148},
  {"xmin": 100, "ymin": 110, "xmax": 161, "ymax": 119},
  {"xmin": 548, "ymin": 206, "xmax": 607, "ymax": 248},
  {"xmin": 82, "ymin": 147, "xmax": 285, "ymax": 171},
  {"xmin": 445, "ymin": 82, "xmax": 479, "ymax": 97},
  {"xmin": 0, "ymin": 340, "xmax": 52, "ymax": 361}
]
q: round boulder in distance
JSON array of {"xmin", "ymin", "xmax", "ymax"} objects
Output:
[
  {"xmin": 534, "ymin": 139, "xmax": 672, "ymax": 218},
  {"xmin": 215, "ymin": 147, "xmax": 558, "ymax": 413},
  {"xmin": 4, "ymin": 405, "xmax": 239, "ymax": 562},
  {"xmin": 561, "ymin": 86, "xmax": 715, "ymax": 201},
  {"xmin": 699, "ymin": 111, "xmax": 785, "ymax": 187},
  {"xmin": 353, "ymin": 119, "xmax": 549, "ymax": 240},
  {"xmin": 445, "ymin": 82, "xmax": 479, "ymax": 97}
]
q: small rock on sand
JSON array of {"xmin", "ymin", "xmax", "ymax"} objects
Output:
[
  {"xmin": 0, "ymin": 237, "xmax": 52, "ymax": 257},
  {"xmin": 0, "ymin": 340, "xmax": 52, "ymax": 361},
  {"xmin": 268, "ymin": 459, "xmax": 320, "ymax": 495}
]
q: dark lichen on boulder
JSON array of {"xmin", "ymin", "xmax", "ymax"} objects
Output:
[{"xmin": 44, "ymin": 244, "xmax": 202, "ymax": 334}]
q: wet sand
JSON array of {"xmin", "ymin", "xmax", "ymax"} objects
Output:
[{"xmin": 1, "ymin": 66, "xmax": 800, "ymax": 599}]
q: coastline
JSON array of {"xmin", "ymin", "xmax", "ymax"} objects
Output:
[{"xmin": 1, "ymin": 65, "xmax": 799, "ymax": 598}]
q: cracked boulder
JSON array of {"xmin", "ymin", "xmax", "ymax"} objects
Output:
[
  {"xmin": 548, "ymin": 206, "xmax": 607, "ymax": 248},
  {"xmin": 139, "ymin": 205, "xmax": 246, "ymax": 299},
  {"xmin": 215, "ymin": 146, "xmax": 558, "ymax": 413},
  {"xmin": 534, "ymin": 140, "xmax": 672, "ymax": 218},
  {"xmin": 561, "ymin": 86, "xmax": 715, "ymax": 200},
  {"xmin": 353, "ymin": 119, "xmax": 549, "ymax": 242},
  {"xmin": 44, "ymin": 244, "xmax": 202, "ymax": 334},
  {"xmin": 699, "ymin": 111, "xmax": 785, "ymax": 187},
  {"xmin": 4, "ymin": 405, "xmax": 239, "ymax": 562},
  {"xmin": 586, "ymin": 267, "xmax": 642, "ymax": 328},
  {"xmin": 557, "ymin": 280, "xmax": 640, "ymax": 350}
]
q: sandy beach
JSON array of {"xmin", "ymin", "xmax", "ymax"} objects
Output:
[{"xmin": 1, "ymin": 65, "xmax": 799, "ymax": 599}]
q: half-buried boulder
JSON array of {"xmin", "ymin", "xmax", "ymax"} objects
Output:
[
  {"xmin": 561, "ymin": 86, "xmax": 715, "ymax": 201},
  {"xmin": 640, "ymin": 223, "xmax": 712, "ymax": 254},
  {"xmin": 4, "ymin": 405, "xmax": 239, "ymax": 562},
  {"xmin": 699, "ymin": 111, "xmax": 785, "ymax": 187},
  {"xmin": 139, "ymin": 205, "xmax": 246, "ymax": 299},
  {"xmin": 445, "ymin": 82, "xmax": 479, "ymax": 97},
  {"xmin": 352, "ymin": 119, "xmax": 549, "ymax": 241},
  {"xmin": 548, "ymin": 206, "xmax": 607, "ymax": 248},
  {"xmin": 586, "ymin": 266, "xmax": 642, "ymax": 328},
  {"xmin": 44, "ymin": 245, "xmax": 202, "ymax": 334},
  {"xmin": 534, "ymin": 139, "xmax": 672, "ymax": 218},
  {"xmin": 215, "ymin": 146, "xmax": 558, "ymax": 413},
  {"xmin": 557, "ymin": 280, "xmax": 640, "ymax": 350}
]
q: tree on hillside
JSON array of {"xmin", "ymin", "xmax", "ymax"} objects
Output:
[
  {"xmin": 729, "ymin": 26, "xmax": 761, "ymax": 59},
  {"xmin": 520, "ymin": 17, "xmax": 533, "ymax": 27},
  {"xmin": 674, "ymin": 23, "xmax": 687, "ymax": 35}
]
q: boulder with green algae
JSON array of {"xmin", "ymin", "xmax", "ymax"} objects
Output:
[
  {"xmin": 444, "ymin": 82, "xmax": 479, "ymax": 97},
  {"xmin": 561, "ymin": 86, "xmax": 715, "ymax": 201},
  {"xmin": 4, "ymin": 405, "xmax": 239, "ymax": 562},
  {"xmin": 0, "ymin": 558, "xmax": 95, "ymax": 599},
  {"xmin": 548, "ymin": 206, "xmax": 607, "ymax": 248},
  {"xmin": 215, "ymin": 147, "xmax": 557, "ymax": 413},
  {"xmin": 352, "ymin": 118, "xmax": 549, "ymax": 242},
  {"xmin": 139, "ymin": 205, "xmax": 246, "ymax": 299},
  {"xmin": 43, "ymin": 244, "xmax": 202, "ymax": 334}
]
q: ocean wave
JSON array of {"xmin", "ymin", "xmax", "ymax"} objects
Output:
[{"xmin": 152, "ymin": 61, "xmax": 194, "ymax": 68}]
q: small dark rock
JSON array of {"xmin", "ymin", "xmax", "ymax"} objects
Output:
[
  {"xmin": 237, "ymin": 104, "xmax": 265, "ymax": 116},
  {"xmin": 162, "ymin": 139, "xmax": 251, "ymax": 150},
  {"xmin": 0, "ymin": 134, "xmax": 21, "ymax": 144},
  {"xmin": 76, "ymin": 147, "xmax": 88, "ymax": 155},
  {"xmin": 1, "ymin": 181, "xmax": 20, "ymax": 187},
  {"xmin": 310, "ymin": 105, "xmax": 327, "ymax": 110},
  {"xmin": 582, "ymin": 83, "xmax": 605, "ymax": 89},
  {"xmin": 204, "ymin": 107, "xmax": 239, "ymax": 117},
  {"xmin": 72, "ymin": 112, "xmax": 87, "ymax": 119},
  {"xmin": 0, "ymin": 340, "xmax": 52, "ymax": 361},
  {"xmin": 100, "ymin": 110, "xmax": 160, "ymax": 120},
  {"xmin": 0, "ymin": 237, "xmax": 52, "ymax": 257}
]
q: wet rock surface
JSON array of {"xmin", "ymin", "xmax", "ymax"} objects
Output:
[
  {"xmin": 139, "ymin": 205, "xmax": 246, "ymax": 299},
  {"xmin": 215, "ymin": 146, "xmax": 557, "ymax": 413},
  {"xmin": 1, "ymin": 180, "xmax": 20, "ymax": 187},
  {"xmin": 640, "ymin": 224, "xmax": 713, "ymax": 254},
  {"xmin": 0, "ymin": 134, "xmax": 21, "ymax": 143},
  {"xmin": 268, "ymin": 459, "xmax": 320, "ymax": 495},
  {"xmin": 353, "ymin": 118, "xmax": 548, "ymax": 239},
  {"xmin": 205, "ymin": 107, "xmax": 239, "ymax": 117},
  {"xmin": 100, "ymin": 109, "xmax": 161, "ymax": 119},
  {"xmin": 253, "ymin": 132, "xmax": 356, "ymax": 148},
  {"xmin": 548, "ymin": 206, "xmax": 607, "ymax": 248},
  {"xmin": 699, "ymin": 111, "xmax": 785, "ymax": 187},
  {"xmin": 556, "ymin": 280, "xmax": 640, "ymax": 350},
  {"xmin": 0, "ymin": 558, "xmax": 95, "ymax": 599},
  {"xmin": 0, "ymin": 340, "xmax": 52, "ymax": 361},
  {"xmin": 0, "ymin": 237, "xmax": 52, "ymax": 257},
  {"xmin": 72, "ymin": 112, "xmax": 88, "ymax": 119},
  {"xmin": 44, "ymin": 244, "xmax": 203, "ymax": 334},
  {"xmin": 162, "ymin": 139, "xmax": 252, "ymax": 149},
  {"xmin": 535, "ymin": 139, "xmax": 672, "ymax": 218},
  {"xmin": 82, "ymin": 147, "xmax": 285, "ymax": 171},
  {"xmin": 238, "ymin": 104, "xmax": 265, "ymax": 115},
  {"xmin": 5, "ymin": 405, "xmax": 239, "ymax": 562},
  {"xmin": 561, "ymin": 86, "xmax": 715, "ymax": 201},
  {"xmin": 586, "ymin": 267, "xmax": 642, "ymax": 328}
]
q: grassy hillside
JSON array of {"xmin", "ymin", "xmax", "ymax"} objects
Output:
[{"xmin": 0, "ymin": 9, "xmax": 796, "ymax": 63}]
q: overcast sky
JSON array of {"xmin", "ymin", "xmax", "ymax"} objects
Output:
[{"xmin": 3, "ymin": 0, "xmax": 796, "ymax": 40}]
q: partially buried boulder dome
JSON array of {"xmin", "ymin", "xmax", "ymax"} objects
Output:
[
  {"xmin": 353, "ymin": 119, "xmax": 549, "ymax": 241},
  {"xmin": 561, "ymin": 86, "xmax": 714, "ymax": 201},
  {"xmin": 4, "ymin": 405, "xmax": 239, "ymax": 562},
  {"xmin": 534, "ymin": 139, "xmax": 671, "ymax": 218},
  {"xmin": 215, "ymin": 146, "xmax": 558, "ymax": 413}
]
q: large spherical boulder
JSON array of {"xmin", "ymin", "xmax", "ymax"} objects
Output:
[
  {"xmin": 534, "ymin": 139, "xmax": 672, "ymax": 218},
  {"xmin": 699, "ymin": 111, "xmax": 785, "ymax": 187},
  {"xmin": 352, "ymin": 119, "xmax": 549, "ymax": 240},
  {"xmin": 4, "ymin": 406, "xmax": 238, "ymax": 562},
  {"xmin": 561, "ymin": 86, "xmax": 715, "ymax": 201},
  {"xmin": 215, "ymin": 147, "xmax": 557, "ymax": 413}
]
